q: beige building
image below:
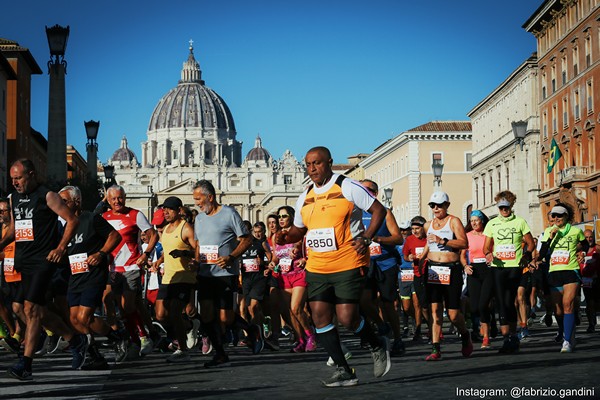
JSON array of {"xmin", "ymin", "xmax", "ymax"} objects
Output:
[
  {"xmin": 360, "ymin": 121, "xmax": 473, "ymax": 224},
  {"xmin": 468, "ymin": 54, "xmax": 543, "ymax": 234}
]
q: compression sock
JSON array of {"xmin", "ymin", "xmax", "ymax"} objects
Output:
[
  {"xmin": 556, "ymin": 315, "xmax": 564, "ymax": 338},
  {"xmin": 354, "ymin": 316, "xmax": 381, "ymax": 350},
  {"xmin": 316, "ymin": 324, "xmax": 350, "ymax": 372},
  {"xmin": 563, "ymin": 313, "xmax": 575, "ymax": 343}
]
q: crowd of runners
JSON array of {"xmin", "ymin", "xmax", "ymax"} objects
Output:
[{"xmin": 0, "ymin": 148, "xmax": 598, "ymax": 387}]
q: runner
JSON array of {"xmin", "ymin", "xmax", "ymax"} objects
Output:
[
  {"xmin": 0, "ymin": 159, "xmax": 87, "ymax": 380},
  {"xmin": 192, "ymin": 180, "xmax": 262, "ymax": 368},
  {"xmin": 581, "ymin": 229, "xmax": 599, "ymax": 333},
  {"xmin": 421, "ymin": 191, "xmax": 472, "ymax": 361},
  {"xmin": 537, "ymin": 203, "xmax": 587, "ymax": 352},
  {"xmin": 483, "ymin": 190, "xmax": 535, "ymax": 354},
  {"xmin": 58, "ymin": 186, "xmax": 124, "ymax": 369},
  {"xmin": 153, "ymin": 196, "xmax": 198, "ymax": 362},
  {"xmin": 403, "ymin": 216, "xmax": 429, "ymax": 342},
  {"xmin": 276, "ymin": 146, "xmax": 390, "ymax": 387}
]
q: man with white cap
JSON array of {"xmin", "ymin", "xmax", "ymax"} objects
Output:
[{"xmin": 421, "ymin": 191, "xmax": 471, "ymax": 361}]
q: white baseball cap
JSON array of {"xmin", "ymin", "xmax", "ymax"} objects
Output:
[
  {"xmin": 497, "ymin": 198, "xmax": 511, "ymax": 207},
  {"xmin": 429, "ymin": 191, "xmax": 449, "ymax": 205},
  {"xmin": 398, "ymin": 220, "xmax": 411, "ymax": 230}
]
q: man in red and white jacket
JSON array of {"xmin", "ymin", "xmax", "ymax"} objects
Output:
[{"xmin": 103, "ymin": 185, "xmax": 158, "ymax": 358}]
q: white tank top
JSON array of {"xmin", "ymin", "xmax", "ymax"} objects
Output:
[{"xmin": 427, "ymin": 216, "xmax": 454, "ymax": 253}]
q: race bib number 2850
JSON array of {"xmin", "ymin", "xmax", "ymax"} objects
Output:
[{"xmin": 306, "ymin": 228, "xmax": 337, "ymax": 253}]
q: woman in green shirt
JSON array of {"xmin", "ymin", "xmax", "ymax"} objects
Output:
[
  {"xmin": 537, "ymin": 203, "xmax": 586, "ymax": 353},
  {"xmin": 483, "ymin": 191, "xmax": 535, "ymax": 354}
]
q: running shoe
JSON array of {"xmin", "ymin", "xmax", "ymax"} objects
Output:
[
  {"xmin": 498, "ymin": 336, "xmax": 519, "ymax": 354},
  {"xmin": 481, "ymin": 337, "xmax": 491, "ymax": 349},
  {"xmin": 204, "ymin": 354, "xmax": 231, "ymax": 368},
  {"xmin": 7, "ymin": 358, "xmax": 32, "ymax": 381},
  {"xmin": 544, "ymin": 313, "xmax": 553, "ymax": 327},
  {"xmin": 81, "ymin": 355, "xmax": 110, "ymax": 370},
  {"xmin": 461, "ymin": 334, "xmax": 473, "ymax": 357},
  {"xmin": 115, "ymin": 338, "xmax": 129, "ymax": 365},
  {"xmin": 281, "ymin": 326, "xmax": 292, "ymax": 337},
  {"xmin": 326, "ymin": 346, "xmax": 353, "ymax": 367},
  {"xmin": 560, "ymin": 339, "xmax": 574, "ymax": 353},
  {"xmin": 264, "ymin": 337, "xmax": 280, "ymax": 351},
  {"xmin": 186, "ymin": 319, "xmax": 201, "ymax": 349},
  {"xmin": 140, "ymin": 336, "xmax": 154, "ymax": 356},
  {"xmin": 518, "ymin": 327, "xmax": 530, "ymax": 340},
  {"xmin": 321, "ymin": 367, "xmax": 358, "ymax": 387},
  {"xmin": 371, "ymin": 337, "xmax": 391, "ymax": 378},
  {"xmin": 390, "ymin": 338, "xmax": 405, "ymax": 356},
  {"xmin": 201, "ymin": 336, "xmax": 213, "ymax": 355},
  {"xmin": 0, "ymin": 336, "xmax": 21, "ymax": 353},
  {"xmin": 167, "ymin": 349, "xmax": 191, "ymax": 363},
  {"xmin": 554, "ymin": 332, "xmax": 563, "ymax": 343},
  {"xmin": 305, "ymin": 335, "xmax": 318, "ymax": 352},
  {"xmin": 47, "ymin": 335, "xmax": 62, "ymax": 354},
  {"xmin": 71, "ymin": 334, "xmax": 89, "ymax": 370},
  {"xmin": 34, "ymin": 331, "xmax": 49, "ymax": 357},
  {"xmin": 291, "ymin": 341, "xmax": 305, "ymax": 353},
  {"xmin": 402, "ymin": 327, "xmax": 409, "ymax": 338},
  {"xmin": 250, "ymin": 325, "xmax": 264, "ymax": 355},
  {"xmin": 425, "ymin": 347, "xmax": 442, "ymax": 361},
  {"xmin": 263, "ymin": 316, "xmax": 272, "ymax": 339},
  {"xmin": 128, "ymin": 343, "xmax": 141, "ymax": 360}
]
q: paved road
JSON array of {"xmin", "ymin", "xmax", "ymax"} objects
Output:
[{"xmin": 1, "ymin": 319, "xmax": 599, "ymax": 400}]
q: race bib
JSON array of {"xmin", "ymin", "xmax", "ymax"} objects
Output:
[
  {"xmin": 69, "ymin": 253, "xmax": 90, "ymax": 274},
  {"xmin": 243, "ymin": 258, "xmax": 260, "ymax": 272},
  {"xmin": 415, "ymin": 247, "xmax": 424, "ymax": 257},
  {"xmin": 3, "ymin": 258, "xmax": 14, "ymax": 274},
  {"xmin": 473, "ymin": 257, "xmax": 487, "ymax": 263},
  {"xmin": 582, "ymin": 277, "xmax": 594, "ymax": 289},
  {"xmin": 495, "ymin": 244, "xmax": 516, "ymax": 261},
  {"xmin": 15, "ymin": 219, "xmax": 34, "ymax": 242},
  {"xmin": 199, "ymin": 245, "xmax": 219, "ymax": 264},
  {"xmin": 279, "ymin": 258, "xmax": 293, "ymax": 273},
  {"xmin": 400, "ymin": 269, "xmax": 414, "ymax": 282},
  {"xmin": 428, "ymin": 265, "xmax": 451, "ymax": 285},
  {"xmin": 369, "ymin": 242, "xmax": 382, "ymax": 256},
  {"xmin": 305, "ymin": 228, "xmax": 337, "ymax": 252},
  {"xmin": 550, "ymin": 250, "xmax": 570, "ymax": 266}
]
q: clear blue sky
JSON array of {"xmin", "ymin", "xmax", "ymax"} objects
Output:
[{"xmin": 2, "ymin": 0, "xmax": 540, "ymax": 165}]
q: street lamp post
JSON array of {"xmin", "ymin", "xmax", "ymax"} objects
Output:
[
  {"xmin": 511, "ymin": 120, "xmax": 528, "ymax": 151},
  {"xmin": 103, "ymin": 164, "xmax": 115, "ymax": 187},
  {"xmin": 432, "ymin": 162, "xmax": 444, "ymax": 188},
  {"xmin": 45, "ymin": 24, "xmax": 70, "ymax": 185},
  {"xmin": 382, "ymin": 187, "xmax": 393, "ymax": 209},
  {"xmin": 85, "ymin": 120, "xmax": 100, "ymax": 183}
]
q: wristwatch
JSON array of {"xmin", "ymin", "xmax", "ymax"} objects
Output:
[
  {"xmin": 362, "ymin": 236, "xmax": 372, "ymax": 246},
  {"xmin": 144, "ymin": 251, "xmax": 151, "ymax": 258}
]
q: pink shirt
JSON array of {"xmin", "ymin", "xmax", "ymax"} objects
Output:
[{"xmin": 467, "ymin": 231, "xmax": 486, "ymax": 263}]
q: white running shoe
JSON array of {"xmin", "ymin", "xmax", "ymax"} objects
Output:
[
  {"xmin": 186, "ymin": 319, "xmax": 201, "ymax": 349},
  {"xmin": 167, "ymin": 349, "xmax": 191, "ymax": 363}
]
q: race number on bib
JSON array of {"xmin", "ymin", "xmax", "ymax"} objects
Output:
[
  {"xmin": 15, "ymin": 219, "xmax": 34, "ymax": 242},
  {"xmin": 243, "ymin": 258, "xmax": 260, "ymax": 273},
  {"xmin": 69, "ymin": 253, "xmax": 90, "ymax": 274},
  {"xmin": 279, "ymin": 258, "xmax": 293, "ymax": 273},
  {"xmin": 306, "ymin": 228, "xmax": 337, "ymax": 253},
  {"xmin": 199, "ymin": 245, "xmax": 219, "ymax": 264},
  {"xmin": 400, "ymin": 269, "xmax": 414, "ymax": 282},
  {"xmin": 473, "ymin": 257, "xmax": 487, "ymax": 263},
  {"xmin": 550, "ymin": 250, "xmax": 570, "ymax": 266},
  {"xmin": 3, "ymin": 258, "xmax": 14, "ymax": 274},
  {"xmin": 495, "ymin": 244, "xmax": 516, "ymax": 261},
  {"xmin": 369, "ymin": 242, "xmax": 382, "ymax": 256},
  {"xmin": 428, "ymin": 265, "xmax": 451, "ymax": 285},
  {"xmin": 415, "ymin": 247, "xmax": 424, "ymax": 257}
]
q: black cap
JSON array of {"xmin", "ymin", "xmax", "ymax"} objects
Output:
[{"xmin": 159, "ymin": 196, "xmax": 183, "ymax": 210}]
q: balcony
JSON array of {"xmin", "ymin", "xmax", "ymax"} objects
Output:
[{"xmin": 558, "ymin": 166, "xmax": 590, "ymax": 185}]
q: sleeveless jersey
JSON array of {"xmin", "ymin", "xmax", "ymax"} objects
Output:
[
  {"xmin": 11, "ymin": 185, "xmax": 60, "ymax": 270},
  {"xmin": 427, "ymin": 217, "xmax": 454, "ymax": 253},
  {"xmin": 161, "ymin": 220, "xmax": 195, "ymax": 284},
  {"xmin": 2, "ymin": 224, "xmax": 20, "ymax": 282},
  {"xmin": 299, "ymin": 175, "xmax": 370, "ymax": 274},
  {"xmin": 103, "ymin": 208, "xmax": 151, "ymax": 272},
  {"xmin": 466, "ymin": 231, "xmax": 487, "ymax": 264},
  {"xmin": 241, "ymin": 237, "xmax": 267, "ymax": 274}
]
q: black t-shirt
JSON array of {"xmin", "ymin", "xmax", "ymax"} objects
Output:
[
  {"xmin": 67, "ymin": 211, "xmax": 115, "ymax": 293},
  {"xmin": 241, "ymin": 238, "xmax": 266, "ymax": 274},
  {"xmin": 11, "ymin": 185, "xmax": 60, "ymax": 271}
]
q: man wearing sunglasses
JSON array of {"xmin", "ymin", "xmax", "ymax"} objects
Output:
[{"xmin": 277, "ymin": 146, "xmax": 389, "ymax": 387}]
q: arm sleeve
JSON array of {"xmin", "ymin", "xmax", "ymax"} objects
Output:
[
  {"xmin": 341, "ymin": 178, "xmax": 375, "ymax": 211},
  {"xmin": 136, "ymin": 210, "xmax": 152, "ymax": 232},
  {"xmin": 293, "ymin": 191, "xmax": 308, "ymax": 229}
]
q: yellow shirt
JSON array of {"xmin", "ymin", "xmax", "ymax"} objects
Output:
[{"xmin": 161, "ymin": 220, "xmax": 195, "ymax": 284}]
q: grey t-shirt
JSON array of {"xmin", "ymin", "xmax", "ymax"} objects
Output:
[{"xmin": 194, "ymin": 205, "xmax": 248, "ymax": 277}]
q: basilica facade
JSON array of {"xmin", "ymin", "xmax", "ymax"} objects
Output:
[{"xmin": 105, "ymin": 44, "xmax": 306, "ymax": 223}]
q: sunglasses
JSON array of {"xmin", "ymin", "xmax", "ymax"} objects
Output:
[
  {"xmin": 498, "ymin": 206, "xmax": 511, "ymax": 211},
  {"xmin": 428, "ymin": 203, "xmax": 444, "ymax": 209},
  {"xmin": 278, "ymin": 214, "xmax": 290, "ymax": 219},
  {"xmin": 550, "ymin": 213, "xmax": 565, "ymax": 218}
]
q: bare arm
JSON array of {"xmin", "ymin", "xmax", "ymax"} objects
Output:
[
  {"xmin": 136, "ymin": 227, "xmax": 158, "ymax": 266},
  {"xmin": 374, "ymin": 209, "xmax": 403, "ymax": 246},
  {"xmin": 216, "ymin": 235, "xmax": 253, "ymax": 268},
  {"xmin": 88, "ymin": 231, "xmax": 122, "ymax": 267},
  {"xmin": 47, "ymin": 191, "xmax": 79, "ymax": 263},
  {"xmin": 0, "ymin": 198, "xmax": 15, "ymax": 252}
]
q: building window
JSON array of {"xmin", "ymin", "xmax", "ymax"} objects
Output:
[
  {"xmin": 173, "ymin": 150, "xmax": 178, "ymax": 160},
  {"xmin": 552, "ymin": 104, "xmax": 558, "ymax": 132},
  {"xmin": 543, "ymin": 111, "xmax": 548, "ymax": 139},
  {"xmin": 255, "ymin": 179, "xmax": 263, "ymax": 187},
  {"xmin": 465, "ymin": 153, "xmax": 472, "ymax": 171},
  {"xmin": 475, "ymin": 178, "xmax": 479, "ymax": 208},
  {"xmin": 482, "ymin": 175, "xmax": 486, "ymax": 205},
  {"xmin": 585, "ymin": 35, "xmax": 592, "ymax": 67},
  {"xmin": 231, "ymin": 179, "xmax": 240, "ymax": 187},
  {"xmin": 563, "ymin": 97, "xmax": 569, "ymax": 128},
  {"xmin": 505, "ymin": 162, "xmax": 510, "ymax": 191},
  {"xmin": 551, "ymin": 64, "xmax": 556, "ymax": 93},
  {"xmin": 284, "ymin": 175, "xmax": 292, "ymax": 185},
  {"xmin": 489, "ymin": 171, "xmax": 493, "ymax": 205},
  {"xmin": 497, "ymin": 166, "xmax": 501, "ymax": 192},
  {"xmin": 573, "ymin": 46, "xmax": 579, "ymax": 76},
  {"xmin": 169, "ymin": 180, "xmax": 176, "ymax": 186},
  {"xmin": 574, "ymin": 89, "xmax": 581, "ymax": 120},
  {"xmin": 561, "ymin": 56, "xmax": 568, "ymax": 84},
  {"xmin": 542, "ymin": 72, "xmax": 547, "ymax": 99},
  {"xmin": 587, "ymin": 79, "xmax": 594, "ymax": 113}
]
